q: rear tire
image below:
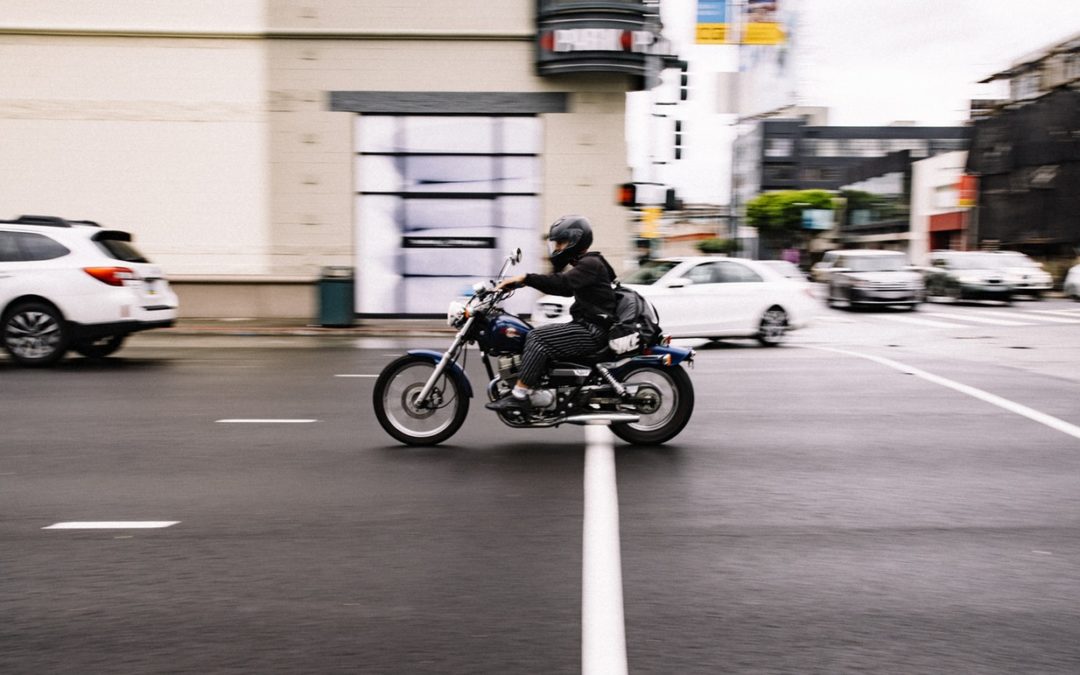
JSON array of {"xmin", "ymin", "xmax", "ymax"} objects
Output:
[
  {"xmin": 73, "ymin": 334, "xmax": 126, "ymax": 359},
  {"xmin": 373, "ymin": 354, "xmax": 469, "ymax": 446},
  {"xmin": 2, "ymin": 302, "xmax": 69, "ymax": 367},
  {"xmin": 611, "ymin": 365, "xmax": 694, "ymax": 446}
]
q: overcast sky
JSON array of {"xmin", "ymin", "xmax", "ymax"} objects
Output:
[
  {"xmin": 664, "ymin": 0, "xmax": 1080, "ymax": 125},
  {"xmin": 639, "ymin": 0, "xmax": 1080, "ymax": 202}
]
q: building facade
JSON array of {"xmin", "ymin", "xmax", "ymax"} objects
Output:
[
  {"xmin": 1, "ymin": 1, "xmax": 671, "ymax": 317},
  {"xmin": 967, "ymin": 31, "xmax": 1080, "ymax": 270}
]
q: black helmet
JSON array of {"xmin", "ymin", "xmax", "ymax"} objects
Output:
[{"xmin": 547, "ymin": 215, "xmax": 593, "ymax": 270}]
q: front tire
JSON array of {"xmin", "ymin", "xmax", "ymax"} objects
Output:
[
  {"xmin": 611, "ymin": 365, "xmax": 694, "ymax": 446},
  {"xmin": 373, "ymin": 354, "xmax": 469, "ymax": 446},
  {"xmin": 2, "ymin": 302, "xmax": 69, "ymax": 367},
  {"xmin": 757, "ymin": 306, "xmax": 788, "ymax": 346}
]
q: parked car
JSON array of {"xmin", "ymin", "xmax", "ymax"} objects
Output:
[
  {"xmin": 825, "ymin": 250, "xmax": 924, "ymax": 310},
  {"xmin": 923, "ymin": 251, "xmax": 1012, "ymax": 303},
  {"xmin": 0, "ymin": 214, "xmax": 178, "ymax": 366},
  {"xmin": 990, "ymin": 251, "xmax": 1053, "ymax": 299},
  {"xmin": 1064, "ymin": 263, "xmax": 1080, "ymax": 301},
  {"xmin": 531, "ymin": 256, "xmax": 818, "ymax": 346},
  {"xmin": 810, "ymin": 250, "xmax": 839, "ymax": 283}
]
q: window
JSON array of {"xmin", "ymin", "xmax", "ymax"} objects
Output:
[
  {"xmin": 764, "ymin": 137, "xmax": 794, "ymax": 157},
  {"xmin": 95, "ymin": 237, "xmax": 149, "ymax": 263},
  {"xmin": 684, "ymin": 263, "xmax": 717, "ymax": 284},
  {"xmin": 0, "ymin": 232, "xmax": 70, "ymax": 261},
  {"xmin": 714, "ymin": 261, "xmax": 763, "ymax": 283},
  {"xmin": 355, "ymin": 115, "xmax": 542, "ymax": 314}
]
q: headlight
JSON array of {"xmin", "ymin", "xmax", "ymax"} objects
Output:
[{"xmin": 447, "ymin": 300, "xmax": 467, "ymax": 327}]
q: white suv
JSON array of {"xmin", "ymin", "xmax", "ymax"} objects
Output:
[{"xmin": 0, "ymin": 215, "xmax": 178, "ymax": 366}]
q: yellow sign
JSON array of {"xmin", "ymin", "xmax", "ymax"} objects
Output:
[
  {"xmin": 641, "ymin": 207, "xmax": 662, "ymax": 239},
  {"xmin": 742, "ymin": 22, "xmax": 785, "ymax": 45},
  {"xmin": 696, "ymin": 0, "xmax": 730, "ymax": 45}
]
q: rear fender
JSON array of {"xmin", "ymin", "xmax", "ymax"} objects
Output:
[{"xmin": 406, "ymin": 349, "xmax": 474, "ymax": 398}]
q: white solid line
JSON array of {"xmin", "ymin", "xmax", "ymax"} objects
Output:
[
  {"xmin": 334, "ymin": 374, "xmax": 379, "ymax": 378},
  {"xmin": 1028, "ymin": 309, "xmax": 1080, "ymax": 318},
  {"xmin": 215, "ymin": 419, "xmax": 318, "ymax": 424},
  {"xmin": 582, "ymin": 423, "xmax": 629, "ymax": 675},
  {"xmin": 967, "ymin": 310, "xmax": 1080, "ymax": 324},
  {"xmin": 922, "ymin": 312, "xmax": 1030, "ymax": 326},
  {"xmin": 811, "ymin": 346, "xmax": 1080, "ymax": 442},
  {"xmin": 44, "ymin": 521, "xmax": 180, "ymax": 530},
  {"xmin": 876, "ymin": 315, "xmax": 966, "ymax": 328}
]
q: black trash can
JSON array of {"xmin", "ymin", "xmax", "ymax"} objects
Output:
[{"xmin": 317, "ymin": 266, "xmax": 355, "ymax": 327}]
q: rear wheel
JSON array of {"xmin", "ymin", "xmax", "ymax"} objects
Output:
[
  {"xmin": 2, "ymin": 302, "xmax": 69, "ymax": 367},
  {"xmin": 373, "ymin": 355, "xmax": 469, "ymax": 446},
  {"xmin": 73, "ymin": 334, "xmax": 126, "ymax": 359},
  {"xmin": 757, "ymin": 306, "xmax": 788, "ymax": 346},
  {"xmin": 611, "ymin": 365, "xmax": 694, "ymax": 446}
]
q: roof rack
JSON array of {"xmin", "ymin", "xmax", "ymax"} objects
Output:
[{"xmin": 5, "ymin": 215, "xmax": 100, "ymax": 228}]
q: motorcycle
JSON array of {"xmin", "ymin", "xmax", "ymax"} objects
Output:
[{"xmin": 372, "ymin": 249, "xmax": 695, "ymax": 446}]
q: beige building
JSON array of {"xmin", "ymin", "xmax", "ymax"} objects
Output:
[{"xmin": 1, "ymin": 1, "xmax": 667, "ymax": 318}]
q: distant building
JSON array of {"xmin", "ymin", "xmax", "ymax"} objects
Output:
[
  {"xmin": 909, "ymin": 151, "xmax": 971, "ymax": 266},
  {"xmin": 966, "ymin": 31, "xmax": 1080, "ymax": 264}
]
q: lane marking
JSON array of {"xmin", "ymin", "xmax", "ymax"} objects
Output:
[
  {"xmin": 582, "ymin": 423, "xmax": 629, "ymax": 675},
  {"xmin": 876, "ymin": 315, "xmax": 966, "ymax": 328},
  {"xmin": 810, "ymin": 346, "xmax": 1080, "ymax": 442},
  {"xmin": 44, "ymin": 521, "xmax": 180, "ymax": 530},
  {"xmin": 1028, "ymin": 309, "xmax": 1080, "ymax": 318},
  {"xmin": 215, "ymin": 419, "xmax": 318, "ymax": 424},
  {"xmin": 335, "ymin": 374, "xmax": 378, "ymax": 378},
  {"xmin": 967, "ymin": 310, "xmax": 1080, "ymax": 324},
  {"xmin": 922, "ymin": 312, "xmax": 1029, "ymax": 326}
]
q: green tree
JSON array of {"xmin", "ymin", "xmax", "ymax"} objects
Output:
[{"xmin": 745, "ymin": 189, "xmax": 836, "ymax": 246}]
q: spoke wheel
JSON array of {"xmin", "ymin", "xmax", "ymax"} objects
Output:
[
  {"xmin": 373, "ymin": 355, "xmax": 469, "ymax": 446},
  {"xmin": 2, "ymin": 302, "xmax": 68, "ymax": 367},
  {"xmin": 757, "ymin": 306, "xmax": 788, "ymax": 346},
  {"xmin": 74, "ymin": 334, "xmax": 126, "ymax": 359},
  {"xmin": 611, "ymin": 365, "xmax": 694, "ymax": 446}
]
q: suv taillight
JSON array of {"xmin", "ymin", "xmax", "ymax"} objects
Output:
[{"xmin": 84, "ymin": 267, "xmax": 136, "ymax": 286}]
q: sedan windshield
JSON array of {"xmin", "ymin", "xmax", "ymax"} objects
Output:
[
  {"xmin": 624, "ymin": 260, "xmax": 679, "ymax": 285},
  {"xmin": 946, "ymin": 254, "xmax": 1002, "ymax": 270},
  {"xmin": 845, "ymin": 255, "xmax": 908, "ymax": 272}
]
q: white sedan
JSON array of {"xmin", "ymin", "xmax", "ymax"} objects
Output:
[{"xmin": 531, "ymin": 256, "xmax": 818, "ymax": 346}]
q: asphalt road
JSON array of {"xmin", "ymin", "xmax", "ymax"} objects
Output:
[{"xmin": 3, "ymin": 298, "xmax": 1080, "ymax": 674}]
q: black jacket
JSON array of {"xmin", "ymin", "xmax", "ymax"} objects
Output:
[{"xmin": 524, "ymin": 252, "xmax": 617, "ymax": 328}]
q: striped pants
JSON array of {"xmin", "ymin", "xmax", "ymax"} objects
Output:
[{"xmin": 518, "ymin": 321, "xmax": 605, "ymax": 387}]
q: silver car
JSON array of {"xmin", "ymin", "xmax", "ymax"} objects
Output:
[{"xmin": 825, "ymin": 250, "xmax": 924, "ymax": 309}]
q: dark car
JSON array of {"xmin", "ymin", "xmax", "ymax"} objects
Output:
[
  {"xmin": 825, "ymin": 250, "xmax": 924, "ymax": 310},
  {"xmin": 924, "ymin": 251, "xmax": 1013, "ymax": 303}
]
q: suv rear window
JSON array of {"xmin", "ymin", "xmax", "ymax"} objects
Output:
[
  {"xmin": 0, "ymin": 231, "xmax": 71, "ymax": 261},
  {"xmin": 94, "ymin": 235, "xmax": 149, "ymax": 263}
]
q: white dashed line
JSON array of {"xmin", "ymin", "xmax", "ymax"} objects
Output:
[
  {"xmin": 811, "ymin": 346, "xmax": 1080, "ymax": 442},
  {"xmin": 44, "ymin": 521, "xmax": 180, "ymax": 530},
  {"xmin": 334, "ymin": 374, "xmax": 379, "ymax": 378},
  {"xmin": 1027, "ymin": 308, "xmax": 1080, "ymax": 318},
  {"xmin": 967, "ymin": 310, "xmax": 1080, "ymax": 324},
  {"xmin": 921, "ymin": 312, "xmax": 1030, "ymax": 326},
  {"xmin": 215, "ymin": 419, "xmax": 318, "ymax": 424},
  {"xmin": 581, "ymin": 423, "xmax": 629, "ymax": 675}
]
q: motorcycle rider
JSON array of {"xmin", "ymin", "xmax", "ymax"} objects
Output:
[{"xmin": 486, "ymin": 215, "xmax": 616, "ymax": 411}]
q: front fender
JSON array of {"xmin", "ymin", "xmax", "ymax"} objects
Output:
[{"xmin": 407, "ymin": 349, "xmax": 474, "ymax": 398}]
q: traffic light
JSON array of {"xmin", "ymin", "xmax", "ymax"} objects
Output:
[
  {"xmin": 678, "ymin": 61, "xmax": 689, "ymax": 101},
  {"xmin": 674, "ymin": 120, "xmax": 683, "ymax": 160},
  {"xmin": 617, "ymin": 182, "xmax": 638, "ymax": 207}
]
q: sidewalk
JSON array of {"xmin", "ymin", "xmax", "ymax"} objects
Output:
[{"xmin": 152, "ymin": 317, "xmax": 457, "ymax": 338}]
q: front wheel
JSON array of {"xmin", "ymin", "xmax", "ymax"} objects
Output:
[
  {"xmin": 611, "ymin": 365, "xmax": 694, "ymax": 446},
  {"xmin": 373, "ymin": 354, "xmax": 469, "ymax": 446}
]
